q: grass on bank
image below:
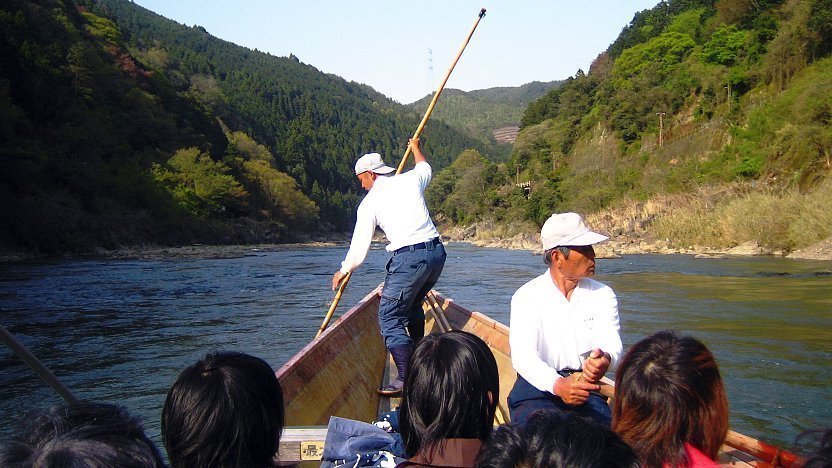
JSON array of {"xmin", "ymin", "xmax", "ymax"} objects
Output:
[{"xmin": 652, "ymin": 178, "xmax": 832, "ymax": 251}]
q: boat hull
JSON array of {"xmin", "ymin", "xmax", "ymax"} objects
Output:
[
  {"xmin": 276, "ymin": 289, "xmax": 387, "ymax": 425},
  {"xmin": 276, "ymin": 288, "xmax": 802, "ymax": 467}
]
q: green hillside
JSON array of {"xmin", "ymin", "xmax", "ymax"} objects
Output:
[
  {"xmin": 0, "ymin": 0, "xmax": 488, "ymax": 254},
  {"xmin": 5, "ymin": 0, "xmax": 830, "ymax": 255},
  {"xmin": 407, "ymin": 81, "xmax": 561, "ymax": 156},
  {"xmin": 430, "ymin": 0, "xmax": 832, "ymax": 251}
]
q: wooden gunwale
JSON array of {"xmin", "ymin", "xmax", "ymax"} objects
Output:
[
  {"xmin": 276, "ymin": 286, "xmax": 386, "ymax": 426},
  {"xmin": 276, "ymin": 288, "xmax": 803, "ymax": 467}
]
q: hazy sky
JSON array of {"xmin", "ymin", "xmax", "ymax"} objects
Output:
[{"xmin": 130, "ymin": 1, "xmax": 659, "ymax": 104}]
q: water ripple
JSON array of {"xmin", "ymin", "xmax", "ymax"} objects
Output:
[{"xmin": 0, "ymin": 246, "xmax": 829, "ymax": 454}]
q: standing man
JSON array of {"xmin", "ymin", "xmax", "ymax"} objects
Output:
[
  {"xmin": 508, "ymin": 212, "xmax": 622, "ymax": 426},
  {"xmin": 332, "ymin": 138, "xmax": 446, "ymax": 396}
]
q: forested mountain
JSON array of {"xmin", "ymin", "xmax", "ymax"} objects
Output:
[
  {"xmin": 0, "ymin": 0, "xmax": 487, "ymax": 254},
  {"xmin": 5, "ymin": 0, "xmax": 830, "ymax": 256},
  {"xmin": 406, "ymin": 81, "xmax": 561, "ymax": 154},
  {"xmin": 430, "ymin": 0, "xmax": 832, "ymax": 252},
  {"xmin": 516, "ymin": 0, "xmax": 831, "ymax": 204},
  {"xmin": 2, "ymin": 0, "xmax": 229, "ymax": 252}
]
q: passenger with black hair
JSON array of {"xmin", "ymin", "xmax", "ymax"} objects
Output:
[
  {"xmin": 162, "ymin": 351, "xmax": 285, "ymax": 468},
  {"xmin": 475, "ymin": 410, "xmax": 639, "ymax": 468},
  {"xmin": 398, "ymin": 331, "xmax": 499, "ymax": 467},
  {"xmin": 0, "ymin": 401, "xmax": 166, "ymax": 468}
]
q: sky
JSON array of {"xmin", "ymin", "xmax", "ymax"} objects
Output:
[{"xmin": 130, "ymin": 1, "xmax": 660, "ymax": 104}]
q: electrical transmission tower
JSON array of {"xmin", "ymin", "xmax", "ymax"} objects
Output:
[{"xmin": 427, "ymin": 48, "xmax": 434, "ymax": 96}]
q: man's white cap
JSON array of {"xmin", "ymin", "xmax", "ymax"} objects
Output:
[
  {"xmin": 541, "ymin": 212, "xmax": 608, "ymax": 250},
  {"xmin": 355, "ymin": 153, "xmax": 395, "ymax": 175}
]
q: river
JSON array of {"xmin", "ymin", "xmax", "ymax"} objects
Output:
[{"xmin": 1, "ymin": 243, "xmax": 830, "ymax": 455}]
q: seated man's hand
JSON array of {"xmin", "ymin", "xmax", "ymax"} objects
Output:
[
  {"xmin": 553, "ymin": 373, "xmax": 600, "ymax": 406},
  {"xmin": 582, "ymin": 348, "xmax": 611, "ymax": 383}
]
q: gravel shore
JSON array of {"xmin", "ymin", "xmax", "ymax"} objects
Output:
[{"xmin": 3, "ymin": 232, "xmax": 830, "ymax": 263}]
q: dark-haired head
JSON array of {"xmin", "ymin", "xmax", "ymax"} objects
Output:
[
  {"xmin": 475, "ymin": 411, "xmax": 639, "ymax": 468},
  {"xmin": 800, "ymin": 428, "xmax": 832, "ymax": 468},
  {"xmin": 162, "ymin": 351, "xmax": 285, "ymax": 468},
  {"xmin": 612, "ymin": 331, "xmax": 728, "ymax": 468},
  {"xmin": 0, "ymin": 401, "xmax": 165, "ymax": 468},
  {"xmin": 474, "ymin": 423, "xmax": 528, "ymax": 468},
  {"xmin": 399, "ymin": 331, "xmax": 499, "ymax": 458}
]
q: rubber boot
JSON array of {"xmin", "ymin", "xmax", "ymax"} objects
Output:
[
  {"xmin": 407, "ymin": 318, "xmax": 424, "ymax": 344},
  {"xmin": 378, "ymin": 345, "xmax": 411, "ymax": 396}
]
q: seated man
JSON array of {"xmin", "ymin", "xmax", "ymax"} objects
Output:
[
  {"xmin": 0, "ymin": 401, "xmax": 166, "ymax": 467},
  {"xmin": 508, "ymin": 212, "xmax": 622, "ymax": 427},
  {"xmin": 162, "ymin": 351, "xmax": 285, "ymax": 468}
]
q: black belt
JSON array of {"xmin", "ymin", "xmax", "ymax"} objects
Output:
[{"xmin": 393, "ymin": 237, "xmax": 441, "ymax": 255}]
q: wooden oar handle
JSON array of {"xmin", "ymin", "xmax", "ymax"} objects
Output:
[
  {"xmin": 724, "ymin": 430, "xmax": 804, "ymax": 467},
  {"xmin": 597, "ymin": 379, "xmax": 615, "ymax": 400},
  {"xmin": 1, "ymin": 324, "xmax": 79, "ymax": 404},
  {"xmin": 317, "ymin": 272, "xmax": 351, "ymax": 338}
]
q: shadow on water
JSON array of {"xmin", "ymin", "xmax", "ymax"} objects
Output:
[{"xmin": 0, "ymin": 245, "xmax": 830, "ymax": 455}]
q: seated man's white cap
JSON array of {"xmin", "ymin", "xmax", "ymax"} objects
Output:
[
  {"xmin": 355, "ymin": 153, "xmax": 396, "ymax": 175},
  {"xmin": 541, "ymin": 212, "xmax": 608, "ymax": 250}
]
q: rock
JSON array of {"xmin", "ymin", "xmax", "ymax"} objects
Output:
[
  {"xmin": 725, "ymin": 241, "xmax": 772, "ymax": 256},
  {"xmin": 786, "ymin": 237, "xmax": 832, "ymax": 260},
  {"xmin": 695, "ymin": 253, "xmax": 727, "ymax": 259},
  {"xmin": 471, "ymin": 233, "xmax": 538, "ymax": 251}
]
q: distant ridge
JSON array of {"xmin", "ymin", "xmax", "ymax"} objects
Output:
[{"xmin": 405, "ymin": 81, "xmax": 563, "ymax": 158}]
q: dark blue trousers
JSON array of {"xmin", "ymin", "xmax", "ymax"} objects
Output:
[
  {"xmin": 507, "ymin": 374, "xmax": 612, "ymax": 427},
  {"xmin": 378, "ymin": 241, "xmax": 446, "ymax": 349}
]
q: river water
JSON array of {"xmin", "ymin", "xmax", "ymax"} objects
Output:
[{"xmin": 1, "ymin": 243, "xmax": 830, "ymax": 454}]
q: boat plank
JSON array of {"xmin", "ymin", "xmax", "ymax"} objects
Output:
[
  {"xmin": 276, "ymin": 288, "xmax": 803, "ymax": 467},
  {"xmin": 277, "ymin": 289, "xmax": 386, "ymax": 425},
  {"xmin": 275, "ymin": 427, "xmax": 328, "ymax": 464}
]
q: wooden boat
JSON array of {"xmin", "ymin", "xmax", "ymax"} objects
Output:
[{"xmin": 275, "ymin": 287, "xmax": 803, "ymax": 467}]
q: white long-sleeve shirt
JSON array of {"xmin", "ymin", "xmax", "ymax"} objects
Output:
[
  {"xmin": 340, "ymin": 161, "xmax": 440, "ymax": 274},
  {"xmin": 509, "ymin": 271, "xmax": 622, "ymax": 394}
]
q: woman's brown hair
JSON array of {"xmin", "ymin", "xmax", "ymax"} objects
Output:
[{"xmin": 612, "ymin": 331, "xmax": 729, "ymax": 468}]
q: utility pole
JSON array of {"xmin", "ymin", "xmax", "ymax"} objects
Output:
[
  {"xmin": 428, "ymin": 48, "xmax": 434, "ymax": 95},
  {"xmin": 659, "ymin": 112, "xmax": 666, "ymax": 147},
  {"xmin": 724, "ymin": 83, "xmax": 731, "ymax": 103},
  {"xmin": 515, "ymin": 164, "xmax": 520, "ymax": 185}
]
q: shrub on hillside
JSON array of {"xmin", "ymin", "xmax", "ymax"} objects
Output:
[{"xmin": 152, "ymin": 147, "xmax": 248, "ymax": 217}]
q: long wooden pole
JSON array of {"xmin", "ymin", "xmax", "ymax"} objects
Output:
[
  {"xmin": 317, "ymin": 8, "xmax": 487, "ymax": 338},
  {"xmin": 1, "ymin": 323, "xmax": 79, "ymax": 404},
  {"xmin": 317, "ymin": 271, "xmax": 350, "ymax": 338},
  {"xmin": 396, "ymin": 8, "xmax": 487, "ymax": 174}
]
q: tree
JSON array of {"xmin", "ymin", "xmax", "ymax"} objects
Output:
[
  {"xmin": 808, "ymin": 0, "xmax": 832, "ymax": 58},
  {"xmin": 152, "ymin": 147, "xmax": 248, "ymax": 217},
  {"xmin": 762, "ymin": 0, "xmax": 814, "ymax": 89},
  {"xmin": 702, "ymin": 25, "xmax": 750, "ymax": 65}
]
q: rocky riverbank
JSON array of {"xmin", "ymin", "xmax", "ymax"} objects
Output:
[
  {"xmin": 0, "ymin": 230, "xmax": 354, "ymax": 263},
  {"xmin": 439, "ymin": 221, "xmax": 832, "ymax": 260},
  {"xmin": 3, "ymin": 225, "xmax": 829, "ymax": 263}
]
